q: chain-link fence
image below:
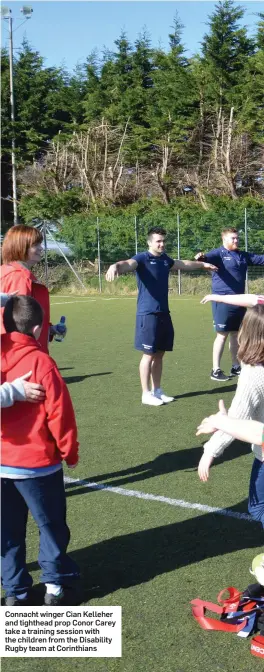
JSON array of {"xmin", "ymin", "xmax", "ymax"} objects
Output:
[
  {"xmin": 34, "ymin": 209, "xmax": 263, "ymax": 295},
  {"xmin": 36, "ymin": 259, "xmax": 264, "ymax": 296}
]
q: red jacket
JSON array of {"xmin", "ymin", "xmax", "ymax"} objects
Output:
[
  {"xmin": 1, "ymin": 332, "xmax": 79, "ymax": 468},
  {"xmin": 1, "ymin": 262, "xmax": 51, "ymax": 353}
]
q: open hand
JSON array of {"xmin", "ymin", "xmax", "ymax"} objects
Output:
[
  {"xmin": 198, "ymin": 453, "xmax": 215, "ymax": 481},
  {"xmin": 20, "ymin": 371, "xmax": 46, "ymax": 403},
  {"xmin": 196, "ymin": 400, "xmax": 227, "ymax": 435},
  {"xmin": 106, "ymin": 264, "xmax": 118, "ymax": 282},
  {"xmin": 200, "ymin": 295, "xmax": 213, "ymax": 304},
  {"xmin": 203, "ymin": 263, "xmax": 218, "ymax": 272}
]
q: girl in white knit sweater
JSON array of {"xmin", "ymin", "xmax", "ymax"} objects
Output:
[{"xmin": 197, "ymin": 304, "xmax": 264, "ymax": 526}]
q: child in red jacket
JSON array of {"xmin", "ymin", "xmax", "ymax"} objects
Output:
[{"xmin": 1, "ymin": 295, "xmax": 80, "ymax": 606}]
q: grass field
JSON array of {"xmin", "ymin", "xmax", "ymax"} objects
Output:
[{"xmin": 2, "ymin": 296, "xmax": 263, "ymax": 672}]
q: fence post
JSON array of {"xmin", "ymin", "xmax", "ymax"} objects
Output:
[
  {"xmin": 177, "ymin": 213, "xmax": 181, "ymax": 295},
  {"xmin": 97, "ymin": 217, "xmax": 102, "ymax": 293},
  {"xmin": 135, "ymin": 215, "xmax": 138, "ymax": 254},
  {"xmin": 244, "ymin": 207, "xmax": 248, "ymax": 293}
]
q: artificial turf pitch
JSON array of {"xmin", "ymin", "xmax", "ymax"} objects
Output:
[{"xmin": 2, "ymin": 296, "xmax": 263, "ymax": 672}]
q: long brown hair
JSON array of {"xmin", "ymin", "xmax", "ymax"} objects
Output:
[
  {"xmin": 238, "ymin": 305, "xmax": 264, "ymax": 366},
  {"xmin": 2, "ymin": 225, "xmax": 43, "ymax": 264}
]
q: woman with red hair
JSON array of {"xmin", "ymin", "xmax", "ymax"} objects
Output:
[{"xmin": 1, "ymin": 225, "xmax": 63, "ymax": 353}]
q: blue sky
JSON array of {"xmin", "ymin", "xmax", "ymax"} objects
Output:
[{"xmin": 2, "ymin": 1, "xmax": 263, "ymax": 73}]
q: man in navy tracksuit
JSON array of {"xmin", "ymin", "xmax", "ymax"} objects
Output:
[
  {"xmin": 106, "ymin": 227, "xmax": 217, "ymax": 405},
  {"xmin": 196, "ymin": 227, "xmax": 264, "ymax": 382}
]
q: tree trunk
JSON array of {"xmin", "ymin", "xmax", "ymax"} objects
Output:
[
  {"xmin": 213, "ymin": 105, "xmax": 222, "ymax": 171},
  {"xmin": 225, "ymin": 106, "xmax": 238, "ymax": 199}
]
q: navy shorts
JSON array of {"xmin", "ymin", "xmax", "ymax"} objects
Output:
[
  {"xmin": 135, "ymin": 312, "xmax": 174, "ymax": 353},
  {"xmin": 212, "ymin": 302, "xmax": 246, "ymax": 333}
]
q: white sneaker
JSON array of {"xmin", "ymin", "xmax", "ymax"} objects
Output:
[
  {"xmin": 142, "ymin": 392, "xmax": 164, "ymax": 406},
  {"xmin": 153, "ymin": 388, "xmax": 174, "ymax": 403}
]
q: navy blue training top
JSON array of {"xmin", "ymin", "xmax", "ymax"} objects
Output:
[
  {"xmin": 132, "ymin": 251, "xmax": 174, "ymax": 314},
  {"xmin": 203, "ymin": 247, "xmax": 264, "ymax": 295}
]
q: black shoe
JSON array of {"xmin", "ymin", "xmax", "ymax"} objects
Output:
[
  {"xmin": 44, "ymin": 589, "xmax": 65, "ymax": 606},
  {"xmin": 230, "ymin": 365, "xmax": 241, "ymax": 377},
  {"xmin": 5, "ymin": 595, "xmax": 29, "ymax": 606},
  {"xmin": 210, "ymin": 368, "xmax": 231, "ymax": 382},
  {"xmin": 242, "ymin": 583, "xmax": 264, "ymax": 599}
]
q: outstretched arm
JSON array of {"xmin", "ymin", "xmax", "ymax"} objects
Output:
[
  {"xmin": 171, "ymin": 259, "xmax": 218, "ymax": 272},
  {"xmin": 247, "ymin": 252, "xmax": 264, "ymax": 266},
  {"xmin": 200, "ymin": 294, "xmax": 258, "ymax": 307},
  {"xmin": 106, "ymin": 259, "xmax": 138, "ymax": 282}
]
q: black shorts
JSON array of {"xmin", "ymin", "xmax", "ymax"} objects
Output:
[
  {"xmin": 135, "ymin": 313, "xmax": 174, "ymax": 353},
  {"xmin": 212, "ymin": 302, "xmax": 246, "ymax": 333}
]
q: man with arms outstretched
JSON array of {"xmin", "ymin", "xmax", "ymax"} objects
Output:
[
  {"xmin": 195, "ymin": 227, "xmax": 264, "ymax": 382},
  {"xmin": 106, "ymin": 226, "xmax": 217, "ymax": 406}
]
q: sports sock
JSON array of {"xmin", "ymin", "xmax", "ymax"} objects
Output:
[
  {"xmin": 16, "ymin": 592, "xmax": 28, "ymax": 600},
  {"xmin": 45, "ymin": 583, "xmax": 63, "ymax": 596}
]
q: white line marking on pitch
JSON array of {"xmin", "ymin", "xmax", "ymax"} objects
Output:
[
  {"xmin": 50, "ymin": 296, "xmax": 196, "ymax": 305},
  {"xmin": 50, "ymin": 300, "xmax": 96, "ymax": 305},
  {"xmin": 64, "ymin": 476, "xmax": 253, "ymax": 523},
  {"xmin": 50, "ymin": 297, "xmax": 136, "ymax": 303}
]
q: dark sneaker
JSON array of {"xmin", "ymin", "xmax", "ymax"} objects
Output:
[
  {"xmin": 44, "ymin": 590, "xmax": 65, "ymax": 606},
  {"xmin": 210, "ymin": 368, "xmax": 231, "ymax": 382},
  {"xmin": 230, "ymin": 365, "xmax": 241, "ymax": 377},
  {"xmin": 242, "ymin": 583, "xmax": 264, "ymax": 599},
  {"xmin": 5, "ymin": 595, "xmax": 29, "ymax": 606}
]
